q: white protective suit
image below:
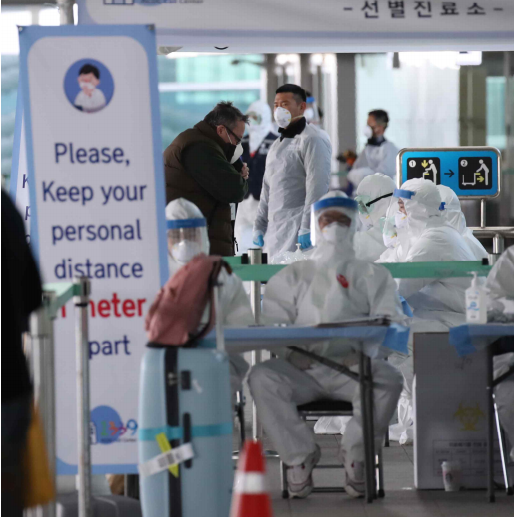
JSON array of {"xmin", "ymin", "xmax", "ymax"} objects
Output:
[
  {"xmin": 347, "ymin": 139, "xmax": 399, "ymax": 188},
  {"xmin": 437, "ymin": 185, "xmax": 488, "ymax": 261},
  {"xmin": 354, "ymin": 173, "xmax": 396, "ymax": 262},
  {"xmin": 486, "ymin": 246, "xmax": 514, "ymax": 462},
  {"xmin": 235, "ymin": 101, "xmax": 277, "ymax": 255},
  {"xmin": 248, "ymin": 191, "xmax": 405, "ymax": 473},
  {"xmin": 253, "ymin": 121, "xmax": 331, "ymax": 261},
  {"xmin": 166, "ymin": 198, "xmax": 254, "ymax": 397},
  {"xmin": 390, "ymin": 179, "xmax": 477, "ymax": 327},
  {"xmin": 382, "ymin": 180, "xmax": 476, "ymax": 443}
]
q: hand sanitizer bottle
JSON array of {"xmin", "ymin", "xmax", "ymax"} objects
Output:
[{"xmin": 465, "ymin": 272, "xmax": 487, "ymax": 324}]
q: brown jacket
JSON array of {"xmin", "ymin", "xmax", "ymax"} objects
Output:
[{"xmin": 164, "ymin": 121, "xmax": 248, "ymax": 256}]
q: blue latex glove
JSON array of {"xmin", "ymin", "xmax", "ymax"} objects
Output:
[
  {"xmin": 298, "ymin": 233, "xmax": 312, "ymax": 250},
  {"xmin": 253, "ymin": 234, "xmax": 264, "ymax": 247}
]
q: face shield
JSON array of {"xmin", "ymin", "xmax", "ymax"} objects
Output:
[
  {"xmin": 166, "ymin": 217, "xmax": 209, "ymax": 266},
  {"xmin": 311, "ymin": 196, "xmax": 358, "ymax": 248},
  {"xmin": 355, "ymin": 192, "xmax": 393, "ymax": 230},
  {"xmin": 382, "ymin": 188, "xmax": 416, "ymax": 249}
]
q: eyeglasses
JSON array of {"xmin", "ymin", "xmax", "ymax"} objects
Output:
[{"xmin": 223, "ymin": 126, "xmax": 243, "ymax": 145}]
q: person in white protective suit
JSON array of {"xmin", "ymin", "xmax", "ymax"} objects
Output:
[
  {"xmin": 486, "ymin": 246, "xmax": 514, "ymax": 462},
  {"xmin": 248, "ymin": 191, "xmax": 405, "ymax": 499},
  {"xmin": 235, "ymin": 101, "xmax": 279, "ymax": 255},
  {"xmin": 380, "ymin": 179, "xmax": 477, "ymax": 443},
  {"xmin": 437, "ymin": 185, "xmax": 488, "ymax": 261},
  {"xmin": 252, "ymin": 84, "xmax": 331, "ymax": 261},
  {"xmin": 347, "ymin": 110, "xmax": 399, "ymax": 189},
  {"xmin": 354, "ymin": 173, "xmax": 396, "ymax": 262},
  {"xmin": 166, "ymin": 198, "xmax": 254, "ymax": 398}
]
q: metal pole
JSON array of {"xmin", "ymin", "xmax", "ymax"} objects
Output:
[
  {"xmin": 359, "ymin": 352, "xmax": 373, "ymax": 504},
  {"xmin": 480, "ymin": 198, "xmax": 486, "ymax": 229},
  {"xmin": 57, "ymin": 0, "xmax": 75, "ymax": 25},
  {"xmin": 28, "ymin": 292, "xmax": 57, "ymax": 517},
  {"xmin": 213, "ymin": 284, "xmax": 225, "ymax": 352},
  {"xmin": 74, "ymin": 277, "xmax": 92, "ymax": 517},
  {"xmin": 249, "ymin": 248, "xmax": 263, "ymax": 440}
]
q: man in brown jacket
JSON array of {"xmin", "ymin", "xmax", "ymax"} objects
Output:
[{"xmin": 164, "ymin": 102, "xmax": 250, "ymax": 256}]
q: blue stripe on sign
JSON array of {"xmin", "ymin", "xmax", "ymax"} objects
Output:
[{"xmin": 139, "ymin": 422, "xmax": 233, "ymax": 441}]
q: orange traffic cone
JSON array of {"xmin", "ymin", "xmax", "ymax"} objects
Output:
[{"xmin": 230, "ymin": 440, "xmax": 273, "ymax": 517}]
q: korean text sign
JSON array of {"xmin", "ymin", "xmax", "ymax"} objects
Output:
[
  {"xmin": 77, "ymin": 0, "xmax": 514, "ymax": 52},
  {"xmin": 19, "ymin": 25, "xmax": 167, "ymax": 473}
]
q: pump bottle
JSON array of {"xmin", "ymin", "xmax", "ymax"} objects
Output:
[{"xmin": 465, "ymin": 272, "xmax": 487, "ymax": 324}]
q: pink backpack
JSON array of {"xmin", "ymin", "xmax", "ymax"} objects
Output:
[{"xmin": 145, "ymin": 254, "xmax": 229, "ymax": 346}]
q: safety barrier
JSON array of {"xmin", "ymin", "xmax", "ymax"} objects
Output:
[
  {"xmin": 222, "ymin": 258, "xmax": 492, "ymax": 282},
  {"xmin": 26, "ymin": 277, "xmax": 91, "ymax": 517}
]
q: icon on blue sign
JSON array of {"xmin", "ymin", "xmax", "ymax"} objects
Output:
[
  {"xmin": 406, "ymin": 157, "xmax": 441, "ymax": 184},
  {"xmin": 459, "ymin": 157, "xmax": 492, "ymax": 190}
]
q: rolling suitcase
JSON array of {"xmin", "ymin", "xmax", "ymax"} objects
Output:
[{"xmin": 138, "ymin": 346, "xmax": 234, "ymax": 517}]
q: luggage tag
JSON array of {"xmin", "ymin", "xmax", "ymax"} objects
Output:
[{"xmin": 138, "ymin": 433, "xmax": 194, "ymax": 478}]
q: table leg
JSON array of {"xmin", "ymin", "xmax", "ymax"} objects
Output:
[
  {"xmin": 487, "ymin": 345, "xmax": 495, "ymax": 503},
  {"xmin": 360, "ymin": 352, "xmax": 373, "ymax": 504}
]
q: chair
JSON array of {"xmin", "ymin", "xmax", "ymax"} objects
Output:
[{"xmin": 280, "ymin": 399, "xmax": 384, "ymax": 499}]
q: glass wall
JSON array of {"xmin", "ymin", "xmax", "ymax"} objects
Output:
[{"xmin": 0, "ymin": 6, "xmax": 264, "ymax": 188}]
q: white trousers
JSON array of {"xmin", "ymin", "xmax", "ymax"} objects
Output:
[
  {"xmin": 248, "ymin": 358, "xmax": 403, "ymax": 466},
  {"xmin": 229, "ymin": 354, "xmax": 249, "ymax": 401}
]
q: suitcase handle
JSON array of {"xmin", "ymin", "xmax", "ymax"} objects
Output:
[{"xmin": 183, "ymin": 413, "xmax": 193, "ymax": 468}]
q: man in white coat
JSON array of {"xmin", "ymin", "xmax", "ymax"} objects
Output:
[
  {"xmin": 248, "ymin": 191, "xmax": 405, "ymax": 499},
  {"xmin": 348, "ymin": 110, "xmax": 399, "ymax": 188},
  {"xmin": 252, "ymin": 84, "xmax": 331, "ymax": 261}
]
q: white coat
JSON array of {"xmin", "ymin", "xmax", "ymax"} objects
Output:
[
  {"xmin": 253, "ymin": 123, "xmax": 331, "ymax": 260},
  {"xmin": 348, "ymin": 140, "xmax": 399, "ymax": 188}
]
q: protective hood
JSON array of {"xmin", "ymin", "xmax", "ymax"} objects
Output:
[
  {"xmin": 437, "ymin": 185, "xmax": 466, "ymax": 234},
  {"xmin": 355, "ymin": 173, "xmax": 395, "ymax": 229},
  {"xmin": 246, "ymin": 100, "xmax": 273, "ymax": 154},
  {"xmin": 401, "ymin": 178, "xmax": 443, "ymax": 233},
  {"xmin": 382, "ymin": 178, "xmax": 442, "ymax": 256},
  {"xmin": 165, "ymin": 198, "xmax": 210, "ymax": 276},
  {"xmin": 310, "ymin": 191, "xmax": 358, "ymax": 263}
]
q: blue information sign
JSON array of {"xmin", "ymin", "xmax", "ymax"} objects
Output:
[{"xmin": 398, "ymin": 147, "xmax": 501, "ymax": 198}]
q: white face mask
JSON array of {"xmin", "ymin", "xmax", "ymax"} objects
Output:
[
  {"xmin": 304, "ymin": 107, "xmax": 315, "ymax": 122},
  {"xmin": 230, "ymin": 142, "xmax": 244, "ymax": 164},
  {"xmin": 225, "ymin": 129, "xmax": 244, "ymax": 164},
  {"xmin": 79, "ymin": 81, "xmax": 96, "ymax": 91},
  {"xmin": 395, "ymin": 211, "xmax": 408, "ymax": 229},
  {"xmin": 359, "ymin": 212, "xmax": 374, "ymax": 231},
  {"xmin": 321, "ymin": 222, "xmax": 350, "ymax": 243},
  {"xmin": 171, "ymin": 241, "xmax": 202, "ymax": 264},
  {"xmin": 363, "ymin": 125, "xmax": 373, "ymax": 139},
  {"xmin": 274, "ymin": 107, "xmax": 292, "ymax": 129}
]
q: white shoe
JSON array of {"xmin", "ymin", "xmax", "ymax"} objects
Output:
[
  {"xmin": 340, "ymin": 449, "xmax": 365, "ymax": 499},
  {"xmin": 286, "ymin": 445, "xmax": 321, "ymax": 499}
]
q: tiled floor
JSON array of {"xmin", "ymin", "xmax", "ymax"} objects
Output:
[{"xmin": 249, "ymin": 433, "xmax": 514, "ymax": 517}]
